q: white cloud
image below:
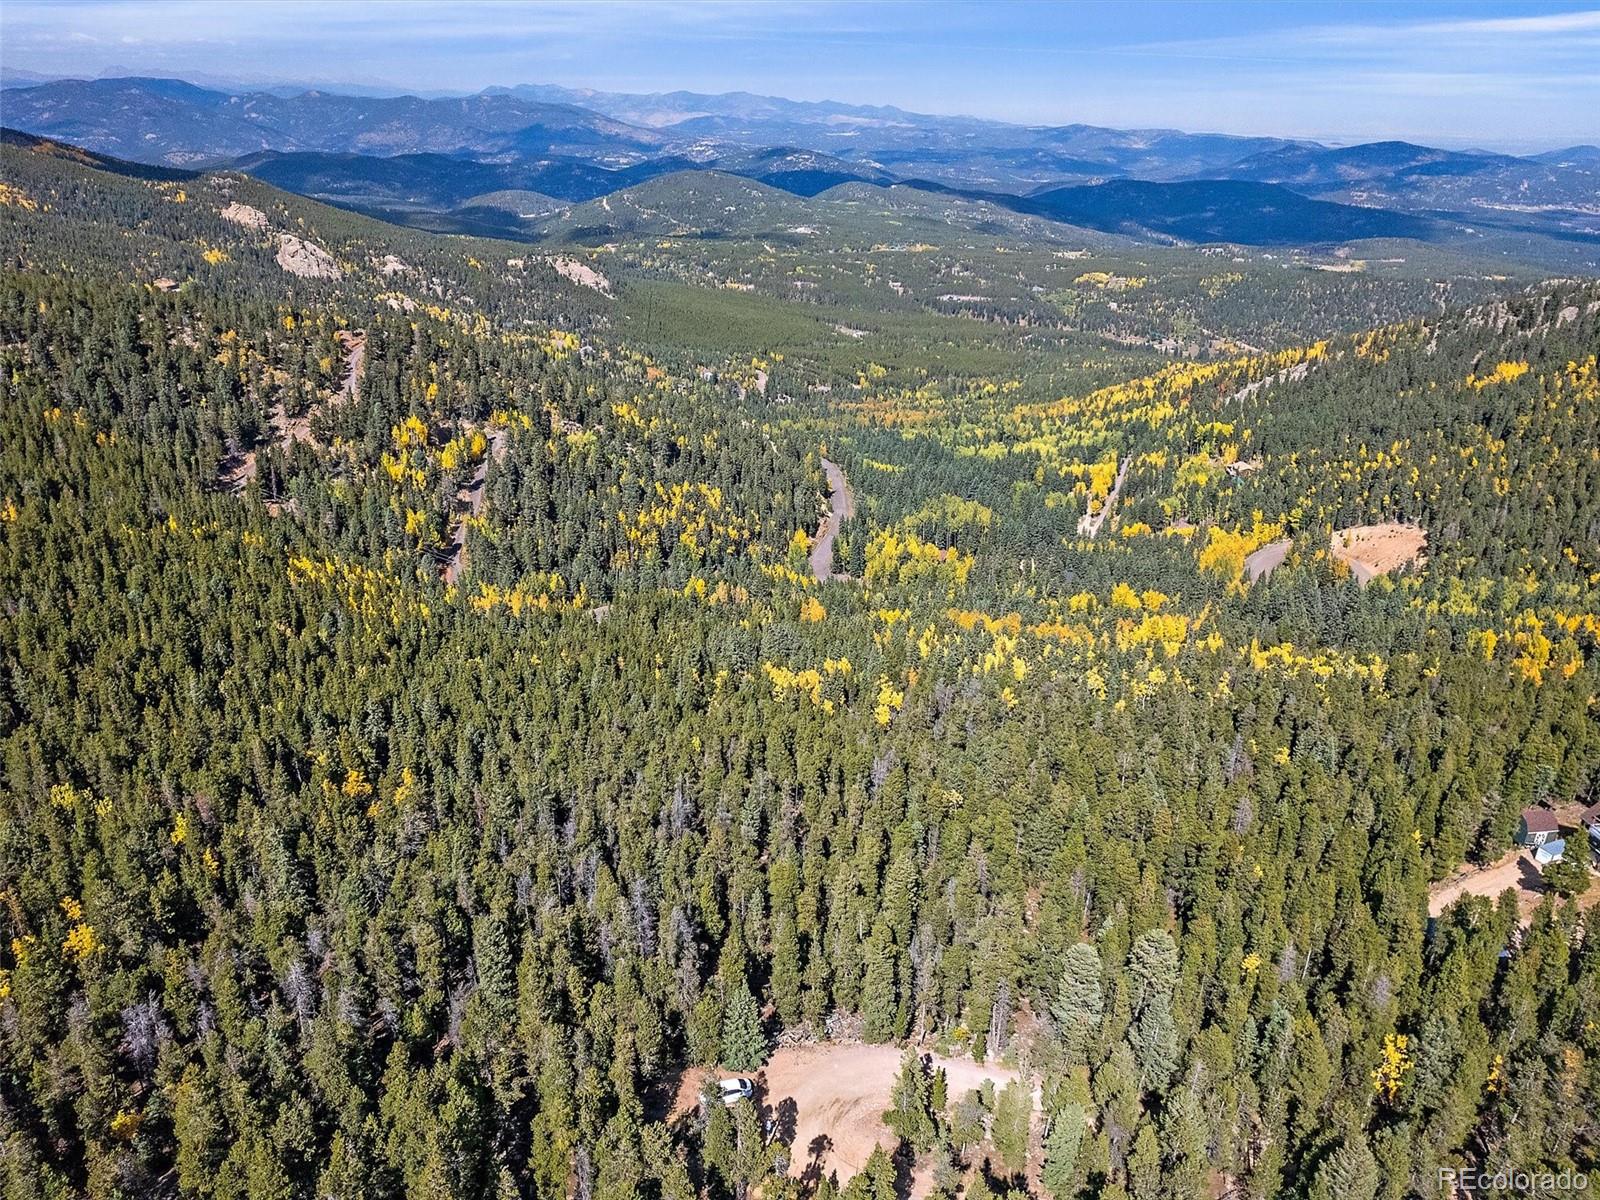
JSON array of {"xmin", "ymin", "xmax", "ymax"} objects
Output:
[
  {"xmin": 1137, "ymin": 5, "xmax": 1600, "ymax": 61},
  {"xmin": 1410, "ymin": 8, "xmax": 1600, "ymax": 36}
]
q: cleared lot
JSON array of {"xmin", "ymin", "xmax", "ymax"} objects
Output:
[
  {"xmin": 672, "ymin": 1041, "xmax": 1026, "ymax": 1187},
  {"xmin": 1331, "ymin": 522, "xmax": 1427, "ymax": 583}
]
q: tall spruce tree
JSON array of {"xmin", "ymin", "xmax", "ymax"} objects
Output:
[
  {"xmin": 720, "ymin": 980, "xmax": 767, "ymax": 1072},
  {"xmin": 1052, "ymin": 942, "xmax": 1105, "ymax": 1066},
  {"xmin": 883, "ymin": 1049, "xmax": 936, "ymax": 1152}
]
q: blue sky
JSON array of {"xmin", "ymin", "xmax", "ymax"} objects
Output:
[{"xmin": 3, "ymin": 1, "xmax": 1597, "ymax": 150}]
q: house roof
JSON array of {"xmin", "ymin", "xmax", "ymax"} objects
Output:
[
  {"xmin": 1582, "ymin": 801, "xmax": 1600, "ymax": 827},
  {"xmin": 1535, "ymin": 838, "xmax": 1567, "ymax": 860},
  {"xmin": 1521, "ymin": 807, "xmax": 1560, "ymax": 834}
]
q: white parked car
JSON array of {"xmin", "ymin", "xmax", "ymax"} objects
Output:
[{"xmin": 717, "ymin": 1078, "xmax": 754, "ymax": 1106}]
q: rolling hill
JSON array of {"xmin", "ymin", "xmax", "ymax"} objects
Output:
[
  {"xmin": 1204, "ymin": 139, "xmax": 1600, "ymax": 221},
  {"xmin": 1205, "ymin": 140, "xmax": 1520, "ymax": 190},
  {"xmin": 1016, "ymin": 178, "xmax": 1443, "ymax": 245}
]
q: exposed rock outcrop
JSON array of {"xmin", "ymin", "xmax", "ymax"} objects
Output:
[{"xmin": 276, "ymin": 234, "xmax": 342, "ymax": 280}]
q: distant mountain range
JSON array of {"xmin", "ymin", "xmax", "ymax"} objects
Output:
[
  {"xmin": 2, "ymin": 75, "xmax": 1595, "ymax": 264},
  {"xmin": 0, "ymin": 76, "xmax": 665, "ymax": 165}
]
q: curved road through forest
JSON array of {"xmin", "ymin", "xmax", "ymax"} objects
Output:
[
  {"xmin": 1078, "ymin": 454, "xmax": 1129, "ymax": 541},
  {"xmin": 441, "ymin": 426, "xmax": 508, "ymax": 585},
  {"xmin": 810, "ymin": 457, "xmax": 855, "ymax": 582}
]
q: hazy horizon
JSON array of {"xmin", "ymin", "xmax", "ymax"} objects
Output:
[{"xmin": 3, "ymin": 0, "xmax": 1598, "ymax": 154}]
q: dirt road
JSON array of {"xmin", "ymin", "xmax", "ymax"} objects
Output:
[
  {"xmin": 809, "ymin": 457, "xmax": 855, "ymax": 582},
  {"xmin": 335, "ymin": 329, "xmax": 365, "ymax": 401},
  {"xmin": 220, "ymin": 330, "xmax": 365, "ymax": 495},
  {"xmin": 1245, "ymin": 538, "xmax": 1292, "ymax": 583},
  {"xmin": 1428, "ymin": 849, "xmax": 1548, "ymax": 920},
  {"xmin": 1077, "ymin": 455, "xmax": 1128, "ymax": 540},
  {"xmin": 672, "ymin": 1041, "xmax": 1026, "ymax": 1190},
  {"xmin": 441, "ymin": 426, "xmax": 508, "ymax": 585}
]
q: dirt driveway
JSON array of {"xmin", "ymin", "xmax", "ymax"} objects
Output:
[
  {"xmin": 1428, "ymin": 848, "xmax": 1548, "ymax": 920},
  {"xmin": 672, "ymin": 1042, "xmax": 1025, "ymax": 1188},
  {"xmin": 810, "ymin": 458, "xmax": 855, "ymax": 582},
  {"xmin": 1076, "ymin": 455, "xmax": 1128, "ymax": 540},
  {"xmin": 1245, "ymin": 538, "xmax": 1292, "ymax": 582}
]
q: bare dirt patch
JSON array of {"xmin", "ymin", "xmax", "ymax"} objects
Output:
[
  {"xmin": 1330, "ymin": 522, "xmax": 1427, "ymax": 584},
  {"xmin": 670, "ymin": 1042, "xmax": 1025, "ymax": 1190},
  {"xmin": 218, "ymin": 446, "xmax": 257, "ymax": 494},
  {"xmin": 275, "ymin": 234, "xmax": 342, "ymax": 280},
  {"xmin": 1223, "ymin": 359, "xmax": 1311, "ymax": 407}
]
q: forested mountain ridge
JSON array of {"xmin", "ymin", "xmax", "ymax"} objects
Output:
[{"xmin": 1, "ymin": 130, "xmax": 1599, "ymax": 1200}]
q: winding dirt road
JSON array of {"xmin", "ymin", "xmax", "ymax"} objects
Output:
[
  {"xmin": 441, "ymin": 425, "xmax": 508, "ymax": 585},
  {"xmin": 810, "ymin": 457, "xmax": 855, "ymax": 581},
  {"xmin": 1245, "ymin": 538, "xmax": 1292, "ymax": 583},
  {"xmin": 221, "ymin": 329, "xmax": 365, "ymax": 495},
  {"xmin": 1077, "ymin": 454, "xmax": 1129, "ymax": 540}
]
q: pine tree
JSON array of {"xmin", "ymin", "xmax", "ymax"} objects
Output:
[
  {"xmin": 991, "ymin": 1080, "xmax": 1032, "ymax": 1180},
  {"xmin": 930, "ymin": 1065, "xmax": 948, "ymax": 1126},
  {"xmin": 770, "ymin": 914, "xmax": 804, "ymax": 1026},
  {"xmin": 733, "ymin": 1098, "xmax": 771, "ymax": 1193},
  {"xmin": 1042, "ymin": 1103, "xmax": 1085, "ymax": 1200},
  {"xmin": 721, "ymin": 979, "xmax": 767, "ymax": 1072},
  {"xmin": 1125, "ymin": 930, "xmax": 1181, "ymax": 1093},
  {"xmin": 689, "ymin": 992, "xmax": 725, "ymax": 1066},
  {"xmin": 950, "ymin": 1089, "xmax": 987, "ymax": 1161},
  {"xmin": 846, "ymin": 1145, "xmax": 897, "ymax": 1200},
  {"xmin": 883, "ymin": 1049, "xmax": 936, "ymax": 1152},
  {"xmin": 1309, "ymin": 1135, "xmax": 1380, "ymax": 1200},
  {"xmin": 1127, "ymin": 1123, "xmax": 1161, "ymax": 1200},
  {"xmin": 472, "ymin": 910, "xmax": 514, "ymax": 1022},
  {"xmin": 1052, "ymin": 943, "xmax": 1105, "ymax": 1066},
  {"xmin": 702, "ymin": 1099, "xmax": 737, "ymax": 1200},
  {"xmin": 1156, "ymin": 1089, "xmax": 1208, "ymax": 1197},
  {"xmin": 860, "ymin": 927, "xmax": 899, "ymax": 1042}
]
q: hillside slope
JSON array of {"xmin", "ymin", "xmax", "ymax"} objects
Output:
[{"xmin": 2, "ymin": 124, "xmax": 1599, "ymax": 1200}]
